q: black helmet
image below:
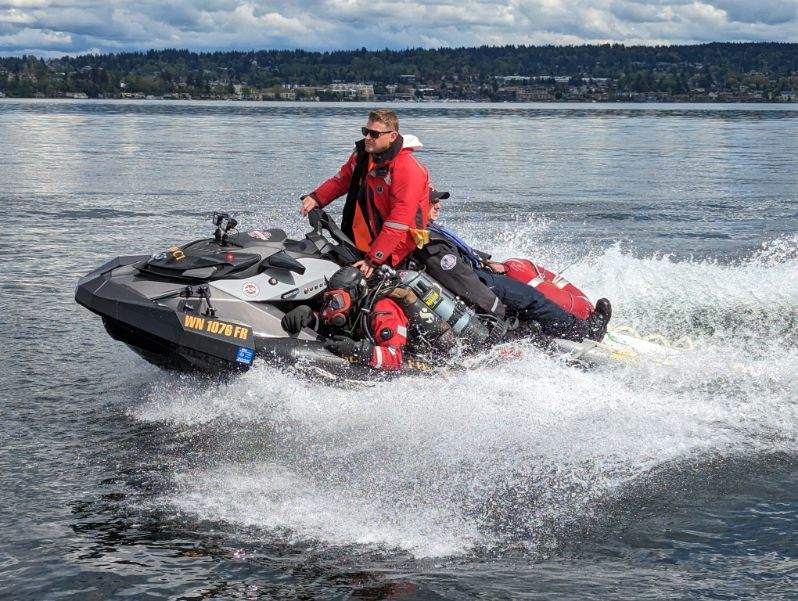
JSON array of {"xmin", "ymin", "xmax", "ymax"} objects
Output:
[
  {"xmin": 321, "ymin": 266, "xmax": 369, "ymax": 327},
  {"xmin": 326, "ymin": 266, "xmax": 368, "ymax": 301}
]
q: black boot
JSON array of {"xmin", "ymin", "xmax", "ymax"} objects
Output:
[
  {"xmin": 587, "ymin": 298, "xmax": 612, "ymax": 341},
  {"xmin": 596, "ymin": 298, "xmax": 612, "ymax": 320}
]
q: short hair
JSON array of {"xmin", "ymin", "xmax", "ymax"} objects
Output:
[{"xmin": 368, "ymin": 109, "xmax": 399, "ymax": 132}]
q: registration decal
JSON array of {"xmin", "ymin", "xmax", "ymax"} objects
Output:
[
  {"xmin": 182, "ymin": 314, "xmax": 251, "ymax": 342},
  {"xmin": 236, "ymin": 347, "xmax": 255, "ymax": 365},
  {"xmin": 168, "ymin": 246, "xmax": 186, "ymax": 261}
]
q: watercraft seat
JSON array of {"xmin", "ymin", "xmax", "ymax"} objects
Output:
[
  {"xmin": 283, "ymin": 237, "xmax": 321, "ymax": 255},
  {"xmin": 142, "ymin": 252, "xmax": 261, "ymax": 280}
]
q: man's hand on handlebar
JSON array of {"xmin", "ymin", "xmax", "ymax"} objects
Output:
[
  {"xmin": 353, "ymin": 259, "xmax": 374, "ymax": 278},
  {"xmin": 300, "ymin": 195, "xmax": 319, "ymax": 216}
]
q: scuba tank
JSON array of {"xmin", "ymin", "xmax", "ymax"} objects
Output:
[
  {"xmin": 397, "ymin": 270, "xmax": 489, "ymax": 347},
  {"xmin": 388, "ymin": 287, "xmax": 456, "ymax": 348}
]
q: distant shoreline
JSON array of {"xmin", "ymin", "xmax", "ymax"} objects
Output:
[
  {"xmin": 2, "ymin": 43, "xmax": 796, "ymax": 104},
  {"xmin": 1, "ymin": 97, "xmax": 796, "ymax": 105}
]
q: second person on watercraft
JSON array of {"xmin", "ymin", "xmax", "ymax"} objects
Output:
[{"xmin": 412, "ymin": 188, "xmax": 612, "ymax": 342}]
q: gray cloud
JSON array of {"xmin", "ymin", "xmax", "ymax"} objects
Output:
[
  {"xmin": 0, "ymin": 0, "xmax": 796, "ymax": 56},
  {"xmin": 709, "ymin": 0, "xmax": 798, "ymax": 25}
]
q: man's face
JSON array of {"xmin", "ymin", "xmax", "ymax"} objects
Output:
[
  {"xmin": 363, "ymin": 119, "xmax": 398, "ymax": 154},
  {"xmin": 429, "ymin": 201, "xmax": 440, "ymax": 221}
]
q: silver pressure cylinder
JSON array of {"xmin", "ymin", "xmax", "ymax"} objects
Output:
[{"xmin": 398, "ymin": 270, "xmax": 489, "ymax": 346}]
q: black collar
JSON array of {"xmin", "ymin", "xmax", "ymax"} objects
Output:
[
  {"xmin": 356, "ymin": 134, "xmax": 404, "ymax": 164},
  {"xmin": 374, "ymin": 134, "xmax": 403, "ymax": 163}
]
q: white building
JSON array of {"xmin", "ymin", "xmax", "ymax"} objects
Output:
[{"xmin": 327, "ymin": 83, "xmax": 374, "ymax": 100}]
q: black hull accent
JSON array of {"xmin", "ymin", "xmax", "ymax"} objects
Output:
[
  {"xmin": 102, "ymin": 317, "xmax": 244, "ymax": 372},
  {"xmin": 102, "ymin": 314, "xmax": 381, "ymax": 376}
]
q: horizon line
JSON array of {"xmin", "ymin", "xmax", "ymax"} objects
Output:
[{"xmin": 3, "ymin": 40, "xmax": 797, "ymax": 60}]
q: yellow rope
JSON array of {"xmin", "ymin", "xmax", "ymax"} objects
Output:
[{"xmin": 609, "ymin": 325, "xmax": 694, "ymax": 350}]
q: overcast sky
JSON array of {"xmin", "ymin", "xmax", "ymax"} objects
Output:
[{"xmin": 1, "ymin": 0, "xmax": 796, "ymax": 57}]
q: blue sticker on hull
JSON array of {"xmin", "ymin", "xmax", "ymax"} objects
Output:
[{"xmin": 236, "ymin": 347, "xmax": 255, "ymax": 365}]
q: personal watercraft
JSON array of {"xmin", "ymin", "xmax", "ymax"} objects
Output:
[
  {"xmin": 76, "ymin": 210, "xmax": 680, "ymax": 376},
  {"xmin": 75, "ymin": 210, "xmax": 381, "ymax": 374}
]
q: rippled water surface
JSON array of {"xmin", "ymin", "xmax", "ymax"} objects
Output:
[{"xmin": 1, "ymin": 100, "xmax": 797, "ymax": 600}]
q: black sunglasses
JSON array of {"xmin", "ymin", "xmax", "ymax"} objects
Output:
[{"xmin": 361, "ymin": 127, "xmax": 394, "ymax": 139}]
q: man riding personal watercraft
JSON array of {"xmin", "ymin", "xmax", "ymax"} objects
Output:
[
  {"xmin": 412, "ymin": 189, "xmax": 612, "ymax": 342},
  {"xmin": 299, "ymin": 109, "xmax": 429, "ymax": 279}
]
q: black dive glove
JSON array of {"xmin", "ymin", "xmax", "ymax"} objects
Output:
[
  {"xmin": 281, "ymin": 305, "xmax": 314, "ymax": 334},
  {"xmin": 324, "ymin": 335, "xmax": 373, "ymax": 365}
]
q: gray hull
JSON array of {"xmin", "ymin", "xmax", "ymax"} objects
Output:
[{"xmin": 75, "ymin": 218, "xmax": 360, "ymax": 374}]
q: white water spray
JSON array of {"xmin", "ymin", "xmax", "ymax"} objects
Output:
[{"xmin": 135, "ymin": 231, "xmax": 798, "ymax": 558}]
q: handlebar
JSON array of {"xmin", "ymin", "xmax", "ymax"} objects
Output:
[
  {"xmin": 306, "ymin": 208, "xmax": 362, "ymax": 257},
  {"xmin": 307, "ymin": 207, "xmax": 322, "ymax": 233}
]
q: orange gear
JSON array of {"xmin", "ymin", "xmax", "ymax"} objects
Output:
[{"xmin": 503, "ymin": 259, "xmax": 595, "ymax": 320}]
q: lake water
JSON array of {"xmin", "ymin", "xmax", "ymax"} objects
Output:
[{"xmin": 1, "ymin": 99, "xmax": 796, "ymax": 600}]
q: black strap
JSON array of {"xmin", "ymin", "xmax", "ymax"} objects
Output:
[
  {"xmin": 341, "ymin": 135, "xmax": 403, "ymax": 242},
  {"xmin": 341, "ymin": 140, "xmax": 367, "ymax": 240}
]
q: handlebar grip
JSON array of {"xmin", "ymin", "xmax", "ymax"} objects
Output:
[{"xmin": 307, "ymin": 208, "xmax": 321, "ymax": 230}]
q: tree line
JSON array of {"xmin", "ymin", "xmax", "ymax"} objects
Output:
[{"xmin": 1, "ymin": 42, "xmax": 796, "ymax": 99}]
